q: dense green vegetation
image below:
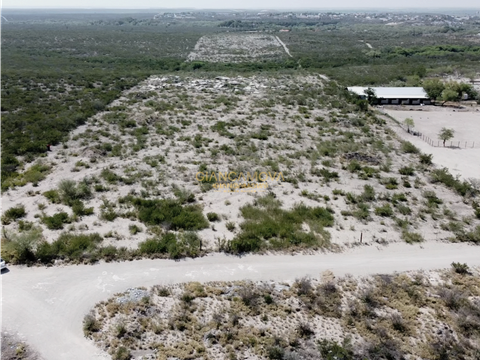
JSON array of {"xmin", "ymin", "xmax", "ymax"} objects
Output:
[{"xmin": 226, "ymin": 193, "xmax": 334, "ymax": 253}]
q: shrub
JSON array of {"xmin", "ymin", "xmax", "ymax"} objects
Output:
[
  {"xmin": 375, "ymin": 204, "xmax": 393, "ymax": 217},
  {"xmin": 83, "ymin": 314, "xmax": 100, "ymax": 336},
  {"xmin": 401, "ymin": 141, "xmax": 419, "ymax": 154},
  {"xmin": 315, "ymin": 168, "xmax": 339, "ymax": 182},
  {"xmin": 267, "ymin": 347, "xmax": 285, "ymax": 360},
  {"xmin": 42, "ymin": 212, "xmax": 70, "ymax": 230},
  {"xmin": 49, "ymin": 232, "xmax": 103, "ymax": 261},
  {"xmin": 138, "ymin": 232, "xmax": 200, "ymax": 259},
  {"xmin": 58, "ymin": 179, "xmax": 92, "ymax": 205},
  {"xmin": 129, "ymin": 224, "xmax": 142, "ymax": 235},
  {"xmin": 295, "ymin": 276, "xmax": 312, "ymax": 296},
  {"xmin": 438, "ymin": 288, "xmax": 466, "ymax": 311},
  {"xmin": 225, "ymin": 221, "xmax": 236, "ymax": 232},
  {"xmin": 207, "ymin": 212, "xmax": 220, "ymax": 222},
  {"xmin": 43, "ymin": 189, "xmax": 61, "ymax": 204},
  {"xmin": 132, "ymin": 198, "xmax": 208, "ymax": 231},
  {"xmin": 451, "ymin": 262, "xmax": 470, "ymax": 274},
  {"xmin": 1, "ymin": 205, "xmax": 26, "ymax": 225},
  {"xmin": 360, "ymin": 185, "xmax": 376, "ymax": 202},
  {"xmin": 419, "ymin": 153, "xmax": 433, "ymax": 165},
  {"xmin": 1, "ymin": 227, "xmax": 43, "ymax": 264},
  {"xmin": 402, "ymin": 231, "xmax": 424, "ymax": 244},
  {"xmin": 71, "ymin": 200, "xmax": 94, "ymax": 217},
  {"xmin": 297, "ymin": 322, "xmax": 314, "ymax": 338},
  {"xmin": 423, "ymin": 190, "xmax": 443, "ymax": 207},
  {"xmin": 112, "ymin": 347, "xmax": 131, "ymax": 360},
  {"xmin": 318, "ymin": 339, "xmax": 354, "ymax": 360},
  {"xmin": 399, "ymin": 166, "xmax": 415, "ymax": 176},
  {"xmin": 101, "ymin": 168, "xmax": 122, "ymax": 184},
  {"xmin": 227, "ymin": 195, "xmax": 333, "ymax": 254},
  {"xmin": 430, "ymin": 168, "xmax": 475, "ymax": 197}
]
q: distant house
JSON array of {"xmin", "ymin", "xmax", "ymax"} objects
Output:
[{"xmin": 347, "ymin": 86, "xmax": 431, "ymax": 105}]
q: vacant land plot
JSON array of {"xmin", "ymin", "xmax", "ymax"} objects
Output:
[
  {"xmin": 385, "ymin": 107, "xmax": 480, "ymax": 145},
  {"xmin": 385, "ymin": 108, "xmax": 480, "ymax": 180},
  {"xmin": 187, "ymin": 33, "xmax": 287, "ymax": 62}
]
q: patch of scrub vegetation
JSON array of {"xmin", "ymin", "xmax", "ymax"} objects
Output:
[
  {"xmin": 85, "ymin": 265, "xmax": 480, "ymax": 360},
  {"xmin": 124, "ymin": 198, "xmax": 209, "ymax": 231},
  {"xmin": 226, "ymin": 193, "xmax": 334, "ymax": 253}
]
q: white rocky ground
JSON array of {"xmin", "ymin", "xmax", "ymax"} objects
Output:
[
  {"xmin": 2, "ymin": 74, "xmax": 479, "ymax": 253},
  {"xmin": 187, "ymin": 33, "xmax": 287, "ymax": 62}
]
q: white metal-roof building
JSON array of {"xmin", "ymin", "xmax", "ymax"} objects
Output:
[{"xmin": 347, "ymin": 86, "xmax": 430, "ymax": 105}]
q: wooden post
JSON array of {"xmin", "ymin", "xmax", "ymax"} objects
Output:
[{"xmin": 360, "ymin": 233, "xmax": 363, "ymax": 243}]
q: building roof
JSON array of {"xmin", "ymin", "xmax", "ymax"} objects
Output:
[{"xmin": 347, "ymin": 87, "xmax": 429, "ymax": 99}]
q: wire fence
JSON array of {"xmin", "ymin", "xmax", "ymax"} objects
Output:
[{"xmin": 400, "ymin": 125, "xmax": 479, "ymax": 149}]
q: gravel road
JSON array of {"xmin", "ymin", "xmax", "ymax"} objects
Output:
[{"xmin": 2, "ymin": 242, "xmax": 480, "ymax": 360}]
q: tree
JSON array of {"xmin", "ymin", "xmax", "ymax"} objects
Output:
[
  {"xmin": 403, "ymin": 118, "xmax": 415, "ymax": 133},
  {"xmin": 438, "ymin": 128, "xmax": 455, "ymax": 147},
  {"xmin": 423, "ymin": 79, "xmax": 445, "ymax": 100},
  {"xmin": 364, "ymin": 87, "xmax": 377, "ymax": 105},
  {"xmin": 441, "ymin": 88, "xmax": 459, "ymax": 102}
]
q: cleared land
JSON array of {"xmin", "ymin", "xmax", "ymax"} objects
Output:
[
  {"xmin": 187, "ymin": 33, "xmax": 287, "ymax": 62},
  {"xmin": 384, "ymin": 108, "xmax": 480, "ymax": 181}
]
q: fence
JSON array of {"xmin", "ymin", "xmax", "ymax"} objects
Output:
[{"xmin": 400, "ymin": 125, "xmax": 478, "ymax": 149}]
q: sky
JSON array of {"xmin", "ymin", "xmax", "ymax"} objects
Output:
[{"xmin": 2, "ymin": 0, "xmax": 479, "ymax": 9}]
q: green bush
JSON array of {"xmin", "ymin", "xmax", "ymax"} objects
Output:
[
  {"xmin": 129, "ymin": 224, "xmax": 142, "ymax": 235},
  {"xmin": 49, "ymin": 232, "xmax": 103, "ymax": 261},
  {"xmin": 1, "ymin": 227, "xmax": 43, "ymax": 264},
  {"xmin": 374, "ymin": 204, "xmax": 393, "ymax": 217},
  {"xmin": 1, "ymin": 204, "xmax": 26, "ymax": 225},
  {"xmin": 132, "ymin": 198, "xmax": 208, "ymax": 231},
  {"xmin": 58, "ymin": 179, "xmax": 92, "ymax": 205},
  {"xmin": 71, "ymin": 200, "xmax": 94, "ymax": 217},
  {"xmin": 207, "ymin": 212, "xmax": 220, "ymax": 222},
  {"xmin": 227, "ymin": 194, "xmax": 333, "ymax": 254},
  {"xmin": 42, "ymin": 212, "xmax": 70, "ymax": 230},
  {"xmin": 399, "ymin": 166, "xmax": 415, "ymax": 176},
  {"xmin": 138, "ymin": 232, "xmax": 201, "ymax": 259},
  {"xmin": 451, "ymin": 262, "xmax": 470, "ymax": 274},
  {"xmin": 402, "ymin": 231, "xmax": 424, "ymax": 244},
  {"xmin": 401, "ymin": 141, "xmax": 420, "ymax": 154},
  {"xmin": 430, "ymin": 168, "xmax": 475, "ymax": 197},
  {"xmin": 43, "ymin": 189, "xmax": 61, "ymax": 204},
  {"xmin": 419, "ymin": 153, "xmax": 433, "ymax": 165}
]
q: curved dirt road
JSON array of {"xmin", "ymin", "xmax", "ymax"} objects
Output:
[{"xmin": 2, "ymin": 242, "xmax": 480, "ymax": 360}]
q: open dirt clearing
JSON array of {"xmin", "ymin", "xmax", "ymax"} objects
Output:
[
  {"xmin": 2, "ymin": 242, "xmax": 480, "ymax": 360},
  {"xmin": 187, "ymin": 33, "xmax": 287, "ymax": 62},
  {"xmin": 384, "ymin": 107, "xmax": 480, "ymax": 180}
]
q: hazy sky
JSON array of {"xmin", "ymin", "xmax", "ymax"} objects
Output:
[{"xmin": 2, "ymin": 0, "xmax": 479, "ymax": 9}]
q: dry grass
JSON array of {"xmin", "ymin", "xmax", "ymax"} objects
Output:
[{"xmin": 86, "ymin": 266, "xmax": 480, "ymax": 359}]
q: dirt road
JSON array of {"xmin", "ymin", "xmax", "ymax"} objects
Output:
[{"xmin": 2, "ymin": 242, "xmax": 480, "ymax": 360}]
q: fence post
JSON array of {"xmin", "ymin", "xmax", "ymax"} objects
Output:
[{"xmin": 458, "ymin": 141, "xmax": 460, "ymax": 148}]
